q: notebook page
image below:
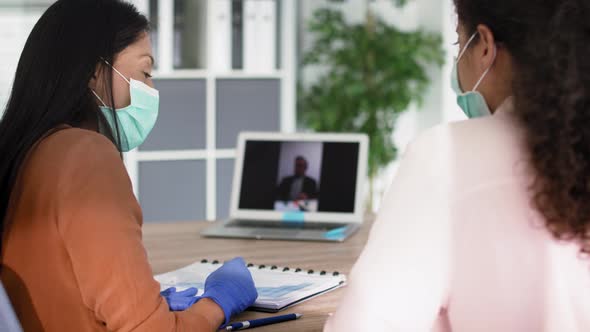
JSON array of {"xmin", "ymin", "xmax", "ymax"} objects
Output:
[
  {"xmin": 154, "ymin": 261, "xmax": 346, "ymax": 310},
  {"xmin": 250, "ymin": 268, "xmax": 345, "ymax": 309},
  {"xmin": 155, "ymin": 261, "xmax": 212, "ymax": 296}
]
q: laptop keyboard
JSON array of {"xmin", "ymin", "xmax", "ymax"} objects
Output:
[{"xmin": 227, "ymin": 219, "xmax": 347, "ymax": 231}]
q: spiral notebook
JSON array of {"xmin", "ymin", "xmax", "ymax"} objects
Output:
[{"xmin": 154, "ymin": 259, "xmax": 346, "ymax": 313}]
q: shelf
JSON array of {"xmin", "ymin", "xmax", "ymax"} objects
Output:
[
  {"xmin": 153, "ymin": 69, "xmax": 209, "ymax": 79},
  {"xmin": 136, "ymin": 149, "xmax": 237, "ymax": 162},
  {"xmin": 214, "ymin": 71, "xmax": 284, "ymax": 80},
  {"xmin": 153, "ymin": 69, "xmax": 284, "ymax": 80},
  {"xmin": 137, "ymin": 149, "xmax": 208, "ymax": 162},
  {"xmin": 126, "ymin": 0, "xmax": 296, "ymax": 221}
]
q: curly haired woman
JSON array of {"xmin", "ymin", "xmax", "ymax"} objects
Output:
[{"xmin": 325, "ymin": 1, "xmax": 590, "ymax": 331}]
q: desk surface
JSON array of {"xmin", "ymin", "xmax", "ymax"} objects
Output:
[{"xmin": 143, "ymin": 220, "xmax": 372, "ymax": 332}]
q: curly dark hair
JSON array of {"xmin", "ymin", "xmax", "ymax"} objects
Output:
[{"xmin": 454, "ymin": 0, "xmax": 590, "ymax": 256}]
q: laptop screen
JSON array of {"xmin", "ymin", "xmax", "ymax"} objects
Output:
[{"xmin": 238, "ymin": 140, "xmax": 359, "ymax": 213}]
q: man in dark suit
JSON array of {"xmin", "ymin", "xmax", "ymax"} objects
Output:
[{"xmin": 277, "ymin": 156, "xmax": 318, "ymax": 202}]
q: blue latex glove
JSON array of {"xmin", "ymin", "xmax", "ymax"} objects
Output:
[
  {"xmin": 160, "ymin": 287, "xmax": 200, "ymax": 311},
  {"xmin": 201, "ymin": 257, "xmax": 258, "ymax": 326}
]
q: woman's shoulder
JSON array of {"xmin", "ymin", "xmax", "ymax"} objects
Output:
[
  {"xmin": 412, "ymin": 112, "xmax": 521, "ymax": 154},
  {"xmin": 403, "ymin": 114, "xmax": 524, "ymax": 180},
  {"xmin": 28, "ymin": 126, "xmax": 123, "ymax": 179},
  {"xmin": 39, "ymin": 126, "xmax": 119, "ymax": 159}
]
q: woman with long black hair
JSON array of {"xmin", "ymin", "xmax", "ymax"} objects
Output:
[
  {"xmin": 0, "ymin": 1, "xmax": 257, "ymax": 331},
  {"xmin": 326, "ymin": 0, "xmax": 590, "ymax": 331}
]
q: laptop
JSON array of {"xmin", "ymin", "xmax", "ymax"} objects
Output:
[{"xmin": 201, "ymin": 132, "xmax": 369, "ymax": 242}]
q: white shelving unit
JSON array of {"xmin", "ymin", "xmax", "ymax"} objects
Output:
[{"xmin": 128, "ymin": 0, "xmax": 297, "ymax": 222}]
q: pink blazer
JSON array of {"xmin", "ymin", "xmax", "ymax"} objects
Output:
[{"xmin": 324, "ymin": 99, "xmax": 590, "ymax": 331}]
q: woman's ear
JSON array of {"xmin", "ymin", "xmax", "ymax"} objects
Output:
[
  {"xmin": 88, "ymin": 63, "xmax": 103, "ymax": 91},
  {"xmin": 88, "ymin": 75, "xmax": 97, "ymax": 91},
  {"xmin": 476, "ymin": 24, "xmax": 497, "ymax": 72}
]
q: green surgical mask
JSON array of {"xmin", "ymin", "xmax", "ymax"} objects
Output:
[
  {"xmin": 451, "ymin": 31, "xmax": 496, "ymax": 118},
  {"xmin": 92, "ymin": 61, "xmax": 159, "ymax": 152}
]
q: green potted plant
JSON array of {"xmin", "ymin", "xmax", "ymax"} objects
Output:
[{"xmin": 298, "ymin": 0, "xmax": 445, "ymax": 210}]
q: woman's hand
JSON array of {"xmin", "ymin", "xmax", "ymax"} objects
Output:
[
  {"xmin": 160, "ymin": 287, "xmax": 200, "ymax": 311},
  {"xmin": 201, "ymin": 257, "xmax": 259, "ymax": 326}
]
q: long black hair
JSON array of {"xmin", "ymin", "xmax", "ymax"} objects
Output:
[
  {"xmin": 455, "ymin": 0, "xmax": 590, "ymax": 256},
  {"xmin": 0, "ymin": 0, "xmax": 149, "ymax": 254}
]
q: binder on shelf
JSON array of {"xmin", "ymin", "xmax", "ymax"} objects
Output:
[
  {"xmin": 231, "ymin": 0, "xmax": 244, "ymax": 69},
  {"xmin": 257, "ymin": 0, "xmax": 277, "ymax": 72},
  {"xmin": 210, "ymin": 0, "xmax": 232, "ymax": 71},
  {"xmin": 172, "ymin": 1, "xmax": 207, "ymax": 69},
  {"xmin": 155, "ymin": 258, "xmax": 346, "ymax": 313},
  {"xmin": 242, "ymin": 0, "xmax": 258, "ymax": 72},
  {"xmin": 243, "ymin": 0, "xmax": 277, "ymax": 73}
]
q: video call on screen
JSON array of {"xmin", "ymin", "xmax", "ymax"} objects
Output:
[{"xmin": 238, "ymin": 140, "xmax": 359, "ymax": 213}]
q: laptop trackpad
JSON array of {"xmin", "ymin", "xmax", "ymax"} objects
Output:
[
  {"xmin": 247, "ymin": 228, "xmax": 302, "ymax": 238},
  {"xmin": 201, "ymin": 221, "xmax": 359, "ymax": 242}
]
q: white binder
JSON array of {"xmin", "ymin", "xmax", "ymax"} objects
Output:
[
  {"xmin": 243, "ymin": 0, "xmax": 276, "ymax": 73},
  {"xmin": 210, "ymin": 0, "xmax": 232, "ymax": 71},
  {"xmin": 258, "ymin": 0, "xmax": 277, "ymax": 72}
]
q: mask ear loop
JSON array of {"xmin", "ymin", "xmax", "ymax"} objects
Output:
[
  {"xmin": 91, "ymin": 58, "xmax": 126, "ymax": 108},
  {"xmin": 91, "ymin": 90, "xmax": 108, "ymax": 108},
  {"xmin": 457, "ymin": 31, "xmax": 479, "ymax": 62},
  {"xmin": 472, "ymin": 44, "xmax": 497, "ymax": 92},
  {"xmin": 454, "ymin": 31, "xmax": 479, "ymax": 93},
  {"xmin": 102, "ymin": 58, "xmax": 131, "ymax": 84}
]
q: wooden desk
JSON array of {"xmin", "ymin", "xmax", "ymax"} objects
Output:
[{"xmin": 143, "ymin": 221, "xmax": 372, "ymax": 332}]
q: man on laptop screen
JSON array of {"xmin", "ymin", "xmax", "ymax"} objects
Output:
[{"xmin": 202, "ymin": 132, "xmax": 368, "ymax": 242}]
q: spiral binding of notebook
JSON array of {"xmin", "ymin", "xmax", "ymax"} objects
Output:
[
  {"xmin": 200, "ymin": 258, "xmax": 342, "ymax": 277},
  {"xmin": 155, "ymin": 258, "xmax": 347, "ymax": 313}
]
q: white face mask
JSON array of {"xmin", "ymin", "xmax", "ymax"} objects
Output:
[{"xmin": 451, "ymin": 31, "xmax": 497, "ymax": 118}]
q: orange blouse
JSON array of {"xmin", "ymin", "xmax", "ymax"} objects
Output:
[{"xmin": 1, "ymin": 127, "xmax": 219, "ymax": 331}]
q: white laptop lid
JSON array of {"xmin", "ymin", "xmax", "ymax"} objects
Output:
[{"xmin": 230, "ymin": 132, "xmax": 368, "ymax": 224}]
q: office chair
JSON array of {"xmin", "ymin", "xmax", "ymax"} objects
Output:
[{"xmin": 0, "ymin": 281, "xmax": 22, "ymax": 332}]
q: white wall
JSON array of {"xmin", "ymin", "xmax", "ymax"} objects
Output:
[
  {"xmin": 298, "ymin": 0, "xmax": 464, "ymax": 210},
  {"xmin": 276, "ymin": 142, "xmax": 323, "ymax": 187},
  {"xmin": 0, "ymin": 8, "xmax": 42, "ymax": 114}
]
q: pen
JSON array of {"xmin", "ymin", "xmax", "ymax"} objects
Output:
[{"xmin": 224, "ymin": 313, "xmax": 302, "ymax": 331}]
